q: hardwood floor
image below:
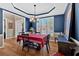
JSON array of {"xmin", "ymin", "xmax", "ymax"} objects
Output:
[{"xmin": 0, "ymin": 38, "xmax": 58, "ymax": 56}]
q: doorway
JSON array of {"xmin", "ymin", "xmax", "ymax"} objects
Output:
[
  {"xmin": 3, "ymin": 11, "xmax": 25, "ymax": 39},
  {"xmin": 3, "ymin": 11, "xmax": 15, "ymax": 39}
]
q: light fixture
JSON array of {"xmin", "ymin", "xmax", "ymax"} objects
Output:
[
  {"xmin": 30, "ymin": 4, "xmax": 37, "ymax": 22},
  {"xmin": 30, "ymin": 15, "xmax": 36, "ymax": 22}
]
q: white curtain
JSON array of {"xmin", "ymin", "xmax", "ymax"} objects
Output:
[{"xmin": 36, "ymin": 17, "xmax": 54, "ymax": 34}]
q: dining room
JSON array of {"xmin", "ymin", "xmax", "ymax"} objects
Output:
[{"xmin": 0, "ymin": 3, "xmax": 74, "ymax": 56}]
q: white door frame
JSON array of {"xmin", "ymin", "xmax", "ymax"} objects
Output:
[
  {"xmin": 15, "ymin": 17, "xmax": 25, "ymax": 37},
  {"xmin": 24, "ymin": 18, "xmax": 26, "ymax": 32},
  {"xmin": 0, "ymin": 10, "xmax": 5, "ymax": 48},
  {"xmin": 3, "ymin": 11, "xmax": 10, "ymax": 39}
]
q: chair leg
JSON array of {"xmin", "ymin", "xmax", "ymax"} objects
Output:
[
  {"xmin": 27, "ymin": 45, "xmax": 29, "ymax": 51},
  {"xmin": 46, "ymin": 44, "xmax": 49, "ymax": 53},
  {"xmin": 22, "ymin": 40, "xmax": 24, "ymax": 50},
  {"xmin": 48, "ymin": 42, "xmax": 50, "ymax": 49},
  {"xmin": 26, "ymin": 41, "xmax": 30, "ymax": 52},
  {"xmin": 22, "ymin": 46, "xmax": 24, "ymax": 50},
  {"xmin": 22, "ymin": 39, "xmax": 30, "ymax": 52}
]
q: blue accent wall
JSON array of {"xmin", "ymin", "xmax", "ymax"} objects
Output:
[
  {"xmin": 75, "ymin": 3, "xmax": 79, "ymax": 40},
  {"xmin": 25, "ymin": 15, "xmax": 64, "ymax": 33},
  {"xmin": 0, "ymin": 8, "xmax": 3, "ymax": 34},
  {"xmin": 32, "ymin": 22, "xmax": 36, "ymax": 32},
  {"xmin": 25, "ymin": 17, "xmax": 36, "ymax": 32},
  {"xmin": 25, "ymin": 17, "xmax": 30, "ymax": 32},
  {"xmin": 54, "ymin": 14, "xmax": 64, "ymax": 32}
]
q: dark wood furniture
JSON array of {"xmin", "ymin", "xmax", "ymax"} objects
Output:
[
  {"xmin": 17, "ymin": 34, "xmax": 50, "ymax": 53},
  {"xmin": 57, "ymin": 36, "xmax": 76, "ymax": 56}
]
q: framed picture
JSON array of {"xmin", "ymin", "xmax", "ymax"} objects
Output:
[{"xmin": 8, "ymin": 22, "xmax": 13, "ymax": 29}]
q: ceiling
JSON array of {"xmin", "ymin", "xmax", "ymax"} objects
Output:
[
  {"xmin": 3, "ymin": 11, "xmax": 24, "ymax": 20},
  {"xmin": 0, "ymin": 3, "xmax": 68, "ymax": 18}
]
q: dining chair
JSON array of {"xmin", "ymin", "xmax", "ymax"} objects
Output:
[
  {"xmin": 46, "ymin": 34, "xmax": 50, "ymax": 50},
  {"xmin": 43, "ymin": 34, "xmax": 50, "ymax": 53},
  {"xmin": 35, "ymin": 32, "xmax": 40, "ymax": 34},
  {"xmin": 22, "ymin": 34, "xmax": 30, "ymax": 51},
  {"xmin": 34, "ymin": 34, "xmax": 50, "ymax": 53},
  {"xmin": 22, "ymin": 34, "xmax": 50, "ymax": 54},
  {"xmin": 22, "ymin": 33, "xmax": 41, "ymax": 51},
  {"xmin": 19, "ymin": 32, "xmax": 25, "ymax": 35}
]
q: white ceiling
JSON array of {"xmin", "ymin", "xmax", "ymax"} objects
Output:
[
  {"xmin": 3, "ymin": 11, "xmax": 24, "ymax": 20},
  {"xmin": 0, "ymin": 3, "xmax": 68, "ymax": 18}
]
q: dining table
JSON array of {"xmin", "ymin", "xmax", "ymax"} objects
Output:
[{"xmin": 17, "ymin": 34, "xmax": 47, "ymax": 48}]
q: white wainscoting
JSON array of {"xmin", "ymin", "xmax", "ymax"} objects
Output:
[{"xmin": 0, "ymin": 34, "xmax": 4, "ymax": 48}]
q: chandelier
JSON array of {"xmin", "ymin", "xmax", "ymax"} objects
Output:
[{"xmin": 30, "ymin": 5, "xmax": 36, "ymax": 22}]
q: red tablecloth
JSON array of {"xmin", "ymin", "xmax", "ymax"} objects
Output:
[{"xmin": 17, "ymin": 34, "xmax": 47, "ymax": 47}]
